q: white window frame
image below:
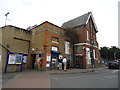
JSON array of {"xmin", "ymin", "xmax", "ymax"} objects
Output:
[
  {"xmin": 86, "ymin": 48, "xmax": 91, "ymax": 64},
  {"xmin": 65, "ymin": 41, "xmax": 70, "ymax": 54},
  {"xmin": 52, "ymin": 46, "xmax": 58, "ymax": 51},
  {"xmin": 93, "ymin": 49, "xmax": 96, "ymax": 59},
  {"xmin": 87, "ymin": 31, "xmax": 89, "ymax": 40}
]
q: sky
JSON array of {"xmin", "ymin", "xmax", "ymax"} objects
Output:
[{"xmin": 0, "ymin": 0, "xmax": 119, "ymax": 48}]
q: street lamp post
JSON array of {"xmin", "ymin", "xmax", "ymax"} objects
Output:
[{"xmin": 5, "ymin": 12, "xmax": 10, "ymax": 26}]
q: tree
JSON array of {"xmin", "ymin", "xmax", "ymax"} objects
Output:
[
  {"xmin": 99, "ymin": 47, "xmax": 109, "ymax": 60},
  {"xmin": 100, "ymin": 46, "xmax": 120, "ymax": 61},
  {"xmin": 64, "ymin": 28, "xmax": 79, "ymax": 67}
]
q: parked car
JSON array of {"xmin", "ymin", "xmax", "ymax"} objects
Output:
[{"xmin": 108, "ymin": 60, "xmax": 120, "ymax": 69}]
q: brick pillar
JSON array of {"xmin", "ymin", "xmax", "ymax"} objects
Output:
[{"xmin": 43, "ymin": 30, "xmax": 48, "ymax": 70}]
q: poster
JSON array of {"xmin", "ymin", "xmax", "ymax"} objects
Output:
[
  {"xmin": 46, "ymin": 54, "xmax": 51, "ymax": 62},
  {"xmin": 46, "ymin": 63, "xmax": 50, "ymax": 67},
  {"xmin": 23, "ymin": 56, "xmax": 27, "ymax": 63},
  {"xmin": 15, "ymin": 55, "xmax": 22, "ymax": 64},
  {"xmin": 8, "ymin": 54, "xmax": 16, "ymax": 64}
]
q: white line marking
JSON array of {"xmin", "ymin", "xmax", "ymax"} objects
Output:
[
  {"xmin": 51, "ymin": 76, "xmax": 59, "ymax": 80},
  {"xmin": 14, "ymin": 74, "xmax": 22, "ymax": 79},
  {"xmin": 112, "ymin": 70, "xmax": 118, "ymax": 73}
]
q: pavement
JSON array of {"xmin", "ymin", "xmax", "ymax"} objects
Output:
[{"xmin": 1, "ymin": 66, "xmax": 108, "ymax": 89}]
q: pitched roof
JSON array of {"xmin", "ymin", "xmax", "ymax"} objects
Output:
[
  {"xmin": 31, "ymin": 21, "xmax": 64, "ymax": 30},
  {"xmin": 61, "ymin": 12, "xmax": 98, "ymax": 32}
]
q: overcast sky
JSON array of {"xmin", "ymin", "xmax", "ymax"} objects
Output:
[{"xmin": 0, "ymin": 0, "xmax": 119, "ymax": 48}]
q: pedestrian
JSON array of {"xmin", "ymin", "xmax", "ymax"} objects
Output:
[
  {"xmin": 58, "ymin": 57, "xmax": 62, "ymax": 70},
  {"xmin": 40, "ymin": 58, "xmax": 43, "ymax": 71},
  {"xmin": 67, "ymin": 59, "xmax": 70, "ymax": 69},
  {"xmin": 62, "ymin": 57, "xmax": 67, "ymax": 71}
]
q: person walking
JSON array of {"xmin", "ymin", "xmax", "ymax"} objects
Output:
[
  {"xmin": 58, "ymin": 57, "xmax": 62, "ymax": 70},
  {"xmin": 62, "ymin": 57, "xmax": 67, "ymax": 71}
]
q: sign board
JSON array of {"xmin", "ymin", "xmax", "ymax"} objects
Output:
[
  {"xmin": 8, "ymin": 54, "xmax": 16, "ymax": 64},
  {"xmin": 59, "ymin": 55, "xmax": 63, "ymax": 59},
  {"xmin": 46, "ymin": 54, "xmax": 51, "ymax": 62},
  {"xmin": 15, "ymin": 55, "xmax": 22, "ymax": 64},
  {"xmin": 46, "ymin": 63, "xmax": 50, "ymax": 67}
]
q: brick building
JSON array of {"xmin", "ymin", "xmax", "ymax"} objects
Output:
[
  {"xmin": 0, "ymin": 12, "xmax": 100, "ymax": 72},
  {"xmin": 62, "ymin": 12, "xmax": 100, "ymax": 69},
  {"xmin": 28, "ymin": 21, "xmax": 72, "ymax": 70},
  {"xmin": 0, "ymin": 25, "xmax": 31, "ymax": 72}
]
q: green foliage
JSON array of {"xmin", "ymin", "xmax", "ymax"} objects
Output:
[{"xmin": 100, "ymin": 46, "xmax": 120, "ymax": 60}]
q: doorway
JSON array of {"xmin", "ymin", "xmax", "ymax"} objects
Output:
[
  {"xmin": 31, "ymin": 54, "xmax": 36, "ymax": 69},
  {"xmin": 76, "ymin": 56, "xmax": 84, "ymax": 69},
  {"xmin": 50, "ymin": 51, "xmax": 60, "ymax": 70},
  {"xmin": 51, "ymin": 56, "xmax": 58, "ymax": 69}
]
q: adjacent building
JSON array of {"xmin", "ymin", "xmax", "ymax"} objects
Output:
[
  {"xmin": 62, "ymin": 12, "xmax": 100, "ymax": 69},
  {"xmin": 0, "ymin": 12, "xmax": 100, "ymax": 72},
  {"xmin": 0, "ymin": 25, "xmax": 31, "ymax": 72}
]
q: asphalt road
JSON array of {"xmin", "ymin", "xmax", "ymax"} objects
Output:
[{"xmin": 50, "ymin": 69, "xmax": 119, "ymax": 88}]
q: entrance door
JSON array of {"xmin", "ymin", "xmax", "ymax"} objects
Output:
[
  {"xmin": 51, "ymin": 56, "xmax": 58, "ymax": 69},
  {"xmin": 76, "ymin": 56, "xmax": 84, "ymax": 69},
  {"xmin": 31, "ymin": 54, "xmax": 36, "ymax": 69},
  {"xmin": 50, "ymin": 51, "xmax": 60, "ymax": 70}
]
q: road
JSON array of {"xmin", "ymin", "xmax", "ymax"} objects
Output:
[
  {"xmin": 1, "ymin": 68, "xmax": 119, "ymax": 89},
  {"xmin": 50, "ymin": 69, "xmax": 119, "ymax": 88}
]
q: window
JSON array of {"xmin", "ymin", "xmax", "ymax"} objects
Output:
[
  {"xmin": 93, "ymin": 49, "xmax": 96, "ymax": 59},
  {"xmin": 87, "ymin": 31, "xmax": 89, "ymax": 40},
  {"xmin": 86, "ymin": 48, "xmax": 91, "ymax": 64},
  {"xmin": 65, "ymin": 41, "xmax": 70, "ymax": 54},
  {"xmin": 52, "ymin": 46, "xmax": 58, "ymax": 51},
  {"xmin": 52, "ymin": 37, "xmax": 59, "ymax": 44}
]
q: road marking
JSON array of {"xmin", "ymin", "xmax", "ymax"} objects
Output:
[
  {"xmin": 51, "ymin": 75, "xmax": 83, "ymax": 80},
  {"xmin": 51, "ymin": 76, "xmax": 59, "ymax": 80},
  {"xmin": 14, "ymin": 74, "xmax": 22, "ymax": 79},
  {"xmin": 112, "ymin": 70, "xmax": 118, "ymax": 73},
  {"xmin": 104, "ymin": 75, "xmax": 118, "ymax": 79}
]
